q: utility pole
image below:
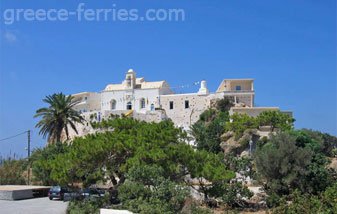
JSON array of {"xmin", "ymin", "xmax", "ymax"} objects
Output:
[{"xmin": 27, "ymin": 130, "xmax": 31, "ymax": 185}]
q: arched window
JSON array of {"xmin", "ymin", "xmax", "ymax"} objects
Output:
[
  {"xmin": 127, "ymin": 102, "xmax": 132, "ymax": 110},
  {"xmin": 140, "ymin": 98, "xmax": 146, "ymax": 109},
  {"xmin": 110, "ymin": 99, "xmax": 116, "ymax": 110}
]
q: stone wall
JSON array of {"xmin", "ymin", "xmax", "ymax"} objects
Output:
[
  {"xmin": 0, "ymin": 186, "xmax": 49, "ymax": 200},
  {"xmin": 160, "ymin": 93, "xmax": 211, "ymax": 128},
  {"xmin": 0, "ymin": 189, "xmax": 33, "ymax": 200},
  {"xmin": 160, "ymin": 92, "xmax": 254, "ymax": 128},
  {"xmin": 63, "ymin": 110, "xmax": 168, "ymax": 140}
]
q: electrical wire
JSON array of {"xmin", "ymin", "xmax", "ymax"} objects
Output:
[{"xmin": 0, "ymin": 131, "xmax": 28, "ymax": 142}]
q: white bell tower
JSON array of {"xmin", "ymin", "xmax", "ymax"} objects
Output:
[
  {"xmin": 125, "ymin": 69, "xmax": 136, "ymax": 89},
  {"xmin": 198, "ymin": 80, "xmax": 209, "ymax": 94}
]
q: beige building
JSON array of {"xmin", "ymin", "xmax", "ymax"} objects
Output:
[
  {"xmin": 72, "ymin": 92, "xmax": 101, "ymax": 113},
  {"xmin": 217, "ymin": 79, "xmax": 254, "ymax": 92},
  {"xmin": 69, "ymin": 69, "xmax": 291, "ymax": 136},
  {"xmin": 159, "ymin": 79, "xmax": 257, "ymax": 128}
]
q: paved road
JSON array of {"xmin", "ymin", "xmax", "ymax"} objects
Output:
[{"xmin": 0, "ymin": 197, "xmax": 68, "ymax": 214}]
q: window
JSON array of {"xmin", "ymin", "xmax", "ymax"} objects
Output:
[
  {"xmin": 236, "ymin": 86, "xmax": 241, "ymax": 91},
  {"xmin": 169, "ymin": 101, "xmax": 174, "ymax": 110},
  {"xmin": 127, "ymin": 102, "xmax": 132, "ymax": 110},
  {"xmin": 151, "ymin": 104, "xmax": 155, "ymax": 111},
  {"xmin": 140, "ymin": 98, "xmax": 146, "ymax": 109},
  {"xmin": 127, "ymin": 76, "xmax": 132, "ymax": 87},
  {"xmin": 84, "ymin": 97, "xmax": 88, "ymax": 100},
  {"xmin": 185, "ymin": 100, "xmax": 189, "ymax": 109},
  {"xmin": 110, "ymin": 99, "xmax": 116, "ymax": 110},
  {"xmin": 51, "ymin": 186, "xmax": 61, "ymax": 191}
]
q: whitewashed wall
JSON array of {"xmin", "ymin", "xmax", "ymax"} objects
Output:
[
  {"xmin": 73, "ymin": 93, "xmax": 101, "ymax": 113},
  {"xmin": 100, "ymin": 209, "xmax": 133, "ymax": 214},
  {"xmin": 100, "ymin": 88, "xmax": 174, "ymax": 113}
]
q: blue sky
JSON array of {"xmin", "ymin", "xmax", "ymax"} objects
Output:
[{"xmin": 0, "ymin": 0, "xmax": 336, "ymax": 157}]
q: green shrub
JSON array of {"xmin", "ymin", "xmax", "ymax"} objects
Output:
[
  {"xmin": 190, "ymin": 206, "xmax": 214, "ymax": 214},
  {"xmin": 271, "ymin": 185, "xmax": 337, "ymax": 214},
  {"xmin": 0, "ymin": 155, "xmax": 27, "ymax": 185},
  {"xmin": 225, "ymin": 113, "xmax": 257, "ymax": 139},
  {"xmin": 209, "ymin": 182, "xmax": 253, "ymax": 208},
  {"xmin": 256, "ymin": 110, "xmax": 295, "ymax": 132},
  {"xmin": 192, "ymin": 111, "xmax": 229, "ymax": 154},
  {"xmin": 117, "ymin": 165, "xmax": 190, "ymax": 214},
  {"xmin": 216, "ymin": 96, "xmax": 234, "ymax": 113},
  {"xmin": 67, "ymin": 198, "xmax": 103, "ymax": 214},
  {"xmin": 199, "ymin": 109, "xmax": 217, "ymax": 122},
  {"xmin": 254, "ymin": 132, "xmax": 313, "ymax": 196},
  {"xmin": 30, "ymin": 142, "xmax": 70, "ymax": 185},
  {"xmin": 266, "ymin": 192, "xmax": 283, "ymax": 208}
]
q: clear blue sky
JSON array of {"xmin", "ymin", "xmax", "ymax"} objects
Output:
[{"xmin": 0, "ymin": 0, "xmax": 336, "ymax": 157}]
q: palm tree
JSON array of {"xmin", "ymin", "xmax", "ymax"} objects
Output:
[{"xmin": 34, "ymin": 93, "xmax": 84, "ymax": 143}]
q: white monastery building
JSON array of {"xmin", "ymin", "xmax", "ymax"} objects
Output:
[{"xmin": 70, "ymin": 69, "xmax": 291, "ymax": 137}]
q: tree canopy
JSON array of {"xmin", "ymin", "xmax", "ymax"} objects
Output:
[
  {"xmin": 257, "ymin": 111, "xmax": 295, "ymax": 132},
  {"xmin": 255, "ymin": 130, "xmax": 336, "ymax": 197},
  {"xmin": 37, "ymin": 118, "xmax": 235, "ymax": 193},
  {"xmin": 225, "ymin": 110, "xmax": 295, "ymax": 139},
  {"xmin": 191, "ymin": 108, "xmax": 230, "ymax": 154},
  {"xmin": 117, "ymin": 165, "xmax": 189, "ymax": 214}
]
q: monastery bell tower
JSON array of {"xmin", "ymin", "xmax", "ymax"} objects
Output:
[
  {"xmin": 125, "ymin": 69, "xmax": 136, "ymax": 89},
  {"xmin": 198, "ymin": 80, "xmax": 209, "ymax": 94}
]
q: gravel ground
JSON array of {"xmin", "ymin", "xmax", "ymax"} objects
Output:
[{"xmin": 0, "ymin": 197, "xmax": 68, "ymax": 214}]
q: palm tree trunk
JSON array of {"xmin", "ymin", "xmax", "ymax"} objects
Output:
[{"xmin": 56, "ymin": 127, "xmax": 63, "ymax": 143}]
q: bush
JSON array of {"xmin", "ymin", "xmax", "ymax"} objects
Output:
[
  {"xmin": 190, "ymin": 205, "xmax": 214, "ymax": 214},
  {"xmin": 271, "ymin": 184, "xmax": 337, "ymax": 214},
  {"xmin": 256, "ymin": 110, "xmax": 295, "ymax": 132},
  {"xmin": 255, "ymin": 129, "xmax": 337, "ymax": 213},
  {"xmin": 30, "ymin": 142, "xmax": 70, "ymax": 185},
  {"xmin": 225, "ymin": 113, "xmax": 257, "ymax": 139},
  {"xmin": 290, "ymin": 129, "xmax": 337, "ymax": 157},
  {"xmin": 254, "ymin": 132, "xmax": 313, "ymax": 196},
  {"xmin": 192, "ymin": 110, "xmax": 229, "ymax": 154},
  {"xmin": 0, "ymin": 155, "xmax": 27, "ymax": 185},
  {"xmin": 117, "ymin": 165, "xmax": 190, "ymax": 214},
  {"xmin": 67, "ymin": 197, "xmax": 104, "ymax": 214},
  {"xmin": 286, "ymin": 129, "xmax": 336, "ymax": 194},
  {"xmin": 224, "ymin": 155, "xmax": 255, "ymax": 182},
  {"xmin": 209, "ymin": 182, "xmax": 253, "ymax": 208},
  {"xmin": 266, "ymin": 193, "xmax": 283, "ymax": 208},
  {"xmin": 216, "ymin": 96, "xmax": 234, "ymax": 113},
  {"xmin": 191, "ymin": 96, "xmax": 234, "ymax": 154},
  {"xmin": 199, "ymin": 109, "xmax": 217, "ymax": 122}
]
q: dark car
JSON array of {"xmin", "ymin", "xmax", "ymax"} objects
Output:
[
  {"xmin": 63, "ymin": 187, "xmax": 105, "ymax": 201},
  {"xmin": 48, "ymin": 186, "xmax": 68, "ymax": 200},
  {"xmin": 95, "ymin": 188, "xmax": 105, "ymax": 197},
  {"xmin": 63, "ymin": 187, "xmax": 82, "ymax": 201},
  {"xmin": 82, "ymin": 188, "xmax": 103, "ymax": 198}
]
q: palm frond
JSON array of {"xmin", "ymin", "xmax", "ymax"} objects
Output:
[{"xmin": 34, "ymin": 92, "xmax": 85, "ymax": 142}]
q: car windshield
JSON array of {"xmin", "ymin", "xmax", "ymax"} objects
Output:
[
  {"xmin": 50, "ymin": 186, "xmax": 61, "ymax": 191},
  {"xmin": 84, "ymin": 189, "xmax": 99, "ymax": 194}
]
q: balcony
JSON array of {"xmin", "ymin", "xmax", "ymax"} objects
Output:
[{"xmin": 214, "ymin": 90, "xmax": 255, "ymax": 95}]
